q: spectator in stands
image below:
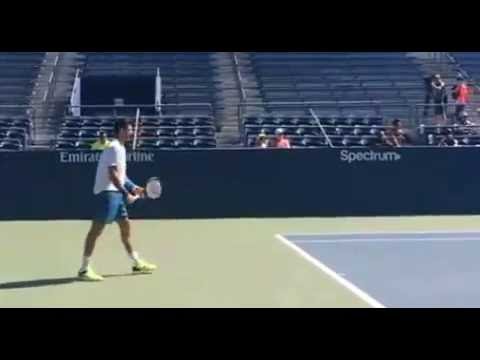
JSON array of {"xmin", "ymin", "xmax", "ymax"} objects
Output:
[
  {"xmin": 273, "ymin": 128, "xmax": 291, "ymax": 149},
  {"xmin": 438, "ymin": 129, "xmax": 459, "ymax": 147},
  {"xmin": 452, "ymin": 75, "xmax": 471, "ymax": 123},
  {"xmin": 255, "ymin": 131, "xmax": 270, "ymax": 149},
  {"xmin": 423, "ymin": 74, "xmax": 434, "ymax": 117},
  {"xmin": 91, "ymin": 132, "xmax": 111, "ymax": 151},
  {"xmin": 457, "ymin": 111, "xmax": 475, "ymax": 127},
  {"xmin": 431, "ymin": 74, "xmax": 448, "ymax": 124},
  {"xmin": 381, "ymin": 119, "xmax": 407, "ymax": 147}
]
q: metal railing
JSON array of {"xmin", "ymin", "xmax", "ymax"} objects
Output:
[
  {"xmin": 232, "ymin": 53, "xmax": 247, "ymax": 103},
  {"xmin": 7, "ymin": 95, "xmax": 480, "ymax": 150},
  {"xmin": 41, "ymin": 54, "xmax": 63, "ymax": 104},
  {"xmin": 66, "ymin": 103, "xmax": 214, "ymax": 117},
  {"xmin": 238, "ymin": 100, "xmax": 416, "ymax": 121},
  {"xmin": 412, "ymin": 102, "xmax": 480, "ymax": 126},
  {"xmin": 309, "ymin": 109, "xmax": 333, "ymax": 148}
]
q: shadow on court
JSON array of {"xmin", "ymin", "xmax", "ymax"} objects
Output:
[
  {"xmin": 103, "ymin": 273, "xmax": 151, "ymax": 279},
  {"xmin": 0, "ymin": 277, "xmax": 78, "ymax": 290},
  {"xmin": 0, "ymin": 273, "xmax": 152, "ymax": 290}
]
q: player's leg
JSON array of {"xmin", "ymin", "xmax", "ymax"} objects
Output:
[
  {"xmin": 116, "ymin": 203, "xmax": 157, "ymax": 274},
  {"xmin": 78, "ymin": 192, "xmax": 116, "ymax": 281},
  {"xmin": 78, "ymin": 221, "xmax": 106, "ymax": 281},
  {"xmin": 117, "ymin": 217, "xmax": 134, "ymax": 255},
  {"xmin": 83, "ymin": 221, "xmax": 106, "ymax": 258}
]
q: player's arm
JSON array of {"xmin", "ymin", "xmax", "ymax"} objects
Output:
[
  {"xmin": 125, "ymin": 177, "xmax": 145, "ymax": 197},
  {"xmin": 108, "ymin": 166, "xmax": 130, "ymax": 197},
  {"xmin": 104, "ymin": 146, "xmax": 136, "ymax": 202},
  {"xmin": 108, "ymin": 167, "xmax": 140, "ymax": 204}
]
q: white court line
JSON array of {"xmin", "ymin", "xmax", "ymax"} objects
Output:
[
  {"xmin": 283, "ymin": 230, "xmax": 480, "ymax": 237},
  {"xmin": 276, "ymin": 234, "xmax": 385, "ymax": 309},
  {"xmin": 292, "ymin": 237, "xmax": 480, "ymax": 244}
]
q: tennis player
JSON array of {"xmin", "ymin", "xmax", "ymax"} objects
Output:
[{"xmin": 78, "ymin": 118, "xmax": 157, "ymax": 281}]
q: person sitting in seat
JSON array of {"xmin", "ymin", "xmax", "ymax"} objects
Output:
[
  {"xmin": 91, "ymin": 132, "xmax": 112, "ymax": 151},
  {"xmin": 438, "ymin": 129, "xmax": 459, "ymax": 147},
  {"xmin": 255, "ymin": 131, "xmax": 270, "ymax": 149},
  {"xmin": 457, "ymin": 111, "xmax": 475, "ymax": 126},
  {"xmin": 381, "ymin": 119, "xmax": 407, "ymax": 147},
  {"xmin": 273, "ymin": 128, "xmax": 291, "ymax": 149}
]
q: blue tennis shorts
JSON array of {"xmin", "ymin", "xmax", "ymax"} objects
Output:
[{"xmin": 93, "ymin": 191, "xmax": 128, "ymax": 224}]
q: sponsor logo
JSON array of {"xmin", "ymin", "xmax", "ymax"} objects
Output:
[
  {"xmin": 340, "ymin": 150, "xmax": 401, "ymax": 164},
  {"xmin": 60, "ymin": 152, "xmax": 155, "ymax": 163}
]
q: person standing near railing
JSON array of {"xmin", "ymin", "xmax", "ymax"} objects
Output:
[
  {"xmin": 452, "ymin": 75, "xmax": 471, "ymax": 123},
  {"xmin": 431, "ymin": 74, "xmax": 448, "ymax": 125},
  {"xmin": 423, "ymin": 74, "xmax": 434, "ymax": 117}
]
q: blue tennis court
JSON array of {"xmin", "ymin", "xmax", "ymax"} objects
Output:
[{"xmin": 278, "ymin": 232, "xmax": 480, "ymax": 308}]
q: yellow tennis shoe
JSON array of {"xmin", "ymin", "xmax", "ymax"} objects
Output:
[
  {"xmin": 132, "ymin": 259, "xmax": 157, "ymax": 274},
  {"xmin": 78, "ymin": 267, "xmax": 104, "ymax": 282}
]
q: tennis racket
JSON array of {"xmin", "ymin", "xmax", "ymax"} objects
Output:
[
  {"xmin": 128, "ymin": 177, "xmax": 163, "ymax": 204},
  {"xmin": 144, "ymin": 177, "xmax": 163, "ymax": 200}
]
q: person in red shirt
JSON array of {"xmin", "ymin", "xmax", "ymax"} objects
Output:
[
  {"xmin": 453, "ymin": 75, "xmax": 471, "ymax": 123},
  {"xmin": 274, "ymin": 128, "xmax": 291, "ymax": 149}
]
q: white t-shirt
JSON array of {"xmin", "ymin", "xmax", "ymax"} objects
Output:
[{"xmin": 93, "ymin": 139, "xmax": 127, "ymax": 195}]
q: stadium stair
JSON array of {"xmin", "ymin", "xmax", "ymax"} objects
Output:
[
  {"xmin": 30, "ymin": 52, "xmax": 83, "ymax": 149},
  {"xmin": 210, "ymin": 52, "xmax": 244, "ymax": 146}
]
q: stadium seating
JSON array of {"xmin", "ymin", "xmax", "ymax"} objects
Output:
[
  {"xmin": 450, "ymin": 53, "xmax": 480, "ymax": 82},
  {"xmin": 418, "ymin": 124, "xmax": 480, "ymax": 146},
  {"xmin": 243, "ymin": 115, "xmax": 387, "ymax": 148},
  {"xmin": 0, "ymin": 116, "xmax": 32, "ymax": 151},
  {"xmin": 54, "ymin": 115, "xmax": 217, "ymax": 150},
  {"xmin": 53, "ymin": 52, "xmax": 220, "ymax": 150},
  {"xmin": 247, "ymin": 52, "xmax": 424, "ymax": 118},
  {"xmin": 0, "ymin": 53, "xmax": 45, "ymax": 116},
  {"xmin": 0, "ymin": 139, "xmax": 24, "ymax": 151}
]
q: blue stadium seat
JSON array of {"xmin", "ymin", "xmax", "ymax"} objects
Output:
[
  {"xmin": 193, "ymin": 138, "xmax": 216, "ymax": 149},
  {"xmin": 139, "ymin": 128, "xmax": 158, "ymax": 138},
  {"xmin": 55, "ymin": 141, "xmax": 77, "ymax": 150},
  {"xmin": 156, "ymin": 128, "xmax": 176, "ymax": 138},
  {"xmin": 174, "ymin": 138, "xmax": 195, "ymax": 149},
  {"xmin": 193, "ymin": 127, "xmax": 215, "ymax": 137},
  {"xmin": 59, "ymin": 130, "xmax": 80, "ymax": 140},
  {"xmin": 174, "ymin": 128, "xmax": 195, "ymax": 137},
  {"xmin": 156, "ymin": 139, "xmax": 176, "ymax": 149},
  {"xmin": 0, "ymin": 140, "xmax": 22, "ymax": 151}
]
